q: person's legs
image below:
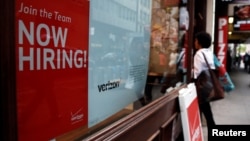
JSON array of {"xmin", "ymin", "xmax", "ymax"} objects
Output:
[
  {"xmin": 199, "ymin": 102, "xmax": 215, "ymax": 128},
  {"xmin": 144, "ymin": 84, "xmax": 153, "ymax": 101},
  {"xmin": 247, "ymin": 61, "xmax": 250, "ymax": 73},
  {"xmin": 144, "ymin": 75, "xmax": 156, "ymax": 101},
  {"xmin": 244, "ymin": 62, "xmax": 247, "ymax": 70},
  {"xmin": 144, "ymin": 75, "xmax": 163, "ymax": 102}
]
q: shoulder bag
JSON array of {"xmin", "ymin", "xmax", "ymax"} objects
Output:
[{"xmin": 195, "ymin": 53, "xmax": 225, "ymax": 104}]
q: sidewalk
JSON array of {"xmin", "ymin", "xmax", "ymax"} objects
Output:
[{"xmin": 203, "ymin": 67, "xmax": 250, "ymax": 140}]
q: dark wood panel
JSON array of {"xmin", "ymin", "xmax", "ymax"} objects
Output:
[
  {"xmin": 160, "ymin": 113, "xmax": 178, "ymax": 141},
  {"xmin": 148, "ymin": 130, "xmax": 161, "ymax": 141},
  {"xmin": 0, "ymin": 0, "xmax": 17, "ymax": 141}
]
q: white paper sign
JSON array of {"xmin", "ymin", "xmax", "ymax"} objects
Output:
[{"xmin": 178, "ymin": 83, "xmax": 204, "ymax": 141}]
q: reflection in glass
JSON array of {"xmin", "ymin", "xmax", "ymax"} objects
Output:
[{"xmin": 88, "ymin": 0, "xmax": 152, "ymax": 127}]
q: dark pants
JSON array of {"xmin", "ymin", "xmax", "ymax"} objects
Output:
[
  {"xmin": 199, "ymin": 102, "xmax": 215, "ymax": 129},
  {"xmin": 144, "ymin": 75, "xmax": 162, "ymax": 101}
]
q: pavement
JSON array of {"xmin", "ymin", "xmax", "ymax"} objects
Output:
[{"xmin": 202, "ymin": 65, "xmax": 250, "ymax": 140}]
